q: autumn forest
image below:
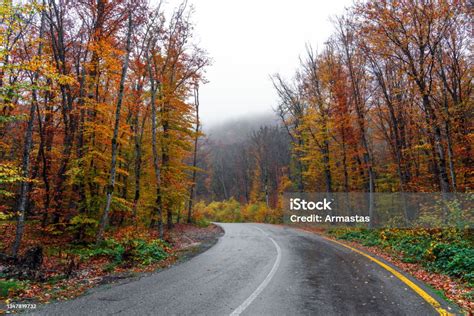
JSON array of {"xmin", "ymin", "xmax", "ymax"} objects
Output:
[
  {"xmin": 0, "ymin": 0, "xmax": 472, "ymax": 309},
  {"xmin": 197, "ymin": 0, "xmax": 472, "ymax": 220},
  {"xmin": 1, "ymin": 0, "xmax": 211, "ymax": 255}
]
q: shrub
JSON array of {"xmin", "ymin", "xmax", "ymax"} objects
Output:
[
  {"xmin": 0, "ymin": 280, "xmax": 23, "ymax": 298},
  {"xmin": 194, "ymin": 199, "xmax": 242, "ymax": 222},
  {"xmin": 331, "ymin": 228, "xmax": 473, "ymax": 284},
  {"xmin": 194, "ymin": 199, "xmax": 282, "ymax": 223},
  {"xmin": 69, "ymin": 238, "xmax": 169, "ymax": 266},
  {"xmin": 77, "ymin": 239, "xmax": 125, "ymax": 264},
  {"xmin": 124, "ymin": 239, "xmax": 168, "ymax": 265},
  {"xmin": 195, "ymin": 218, "xmax": 210, "ymax": 228},
  {"xmin": 68, "ymin": 214, "xmax": 99, "ymax": 239}
]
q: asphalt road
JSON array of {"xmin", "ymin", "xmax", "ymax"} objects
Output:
[{"xmin": 31, "ymin": 223, "xmax": 455, "ymax": 316}]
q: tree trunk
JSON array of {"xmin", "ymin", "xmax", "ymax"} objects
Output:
[
  {"xmin": 322, "ymin": 139, "xmax": 332, "ymax": 193},
  {"xmin": 342, "ymin": 36, "xmax": 375, "ymax": 227},
  {"xmin": 132, "ymin": 82, "xmax": 145, "ymax": 222},
  {"xmin": 97, "ymin": 12, "xmax": 133, "ymax": 242},
  {"xmin": 423, "ymin": 95, "xmax": 450, "ymax": 194},
  {"xmin": 187, "ymin": 86, "xmax": 200, "ymax": 223},
  {"xmin": 12, "ymin": 9, "xmax": 46, "ymax": 258},
  {"xmin": 146, "ymin": 43, "xmax": 163, "ymax": 239}
]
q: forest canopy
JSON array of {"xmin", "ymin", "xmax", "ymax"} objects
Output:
[
  {"xmin": 0, "ymin": 0, "xmax": 472, "ymax": 258},
  {"xmin": 198, "ymin": 0, "xmax": 472, "ymax": 211},
  {"xmin": 1, "ymin": 0, "xmax": 209, "ymax": 257}
]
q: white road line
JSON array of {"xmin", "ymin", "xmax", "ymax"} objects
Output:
[{"xmin": 229, "ymin": 226, "xmax": 282, "ymax": 316}]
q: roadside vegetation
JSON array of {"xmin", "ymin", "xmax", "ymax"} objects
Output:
[
  {"xmin": 0, "ymin": 0, "xmax": 211, "ymax": 307},
  {"xmin": 0, "ymin": 221, "xmax": 221, "ymax": 306},
  {"xmin": 193, "ymin": 199, "xmax": 281, "ymax": 224},
  {"xmin": 328, "ymin": 227, "xmax": 473, "ymax": 312},
  {"xmin": 0, "ymin": 0, "xmax": 472, "ymax": 313},
  {"xmin": 0, "ymin": 221, "xmax": 172, "ymax": 302},
  {"xmin": 330, "ymin": 228, "xmax": 473, "ymax": 285}
]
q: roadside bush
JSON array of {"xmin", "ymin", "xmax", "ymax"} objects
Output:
[
  {"xmin": 194, "ymin": 199, "xmax": 242, "ymax": 222},
  {"xmin": 195, "ymin": 218, "xmax": 210, "ymax": 228},
  {"xmin": 67, "ymin": 214, "xmax": 98, "ymax": 239},
  {"xmin": 123, "ymin": 239, "xmax": 168, "ymax": 265},
  {"xmin": 430, "ymin": 244, "xmax": 474, "ymax": 282},
  {"xmin": 331, "ymin": 228, "xmax": 473, "ymax": 285},
  {"xmin": 0, "ymin": 280, "xmax": 23, "ymax": 298},
  {"xmin": 337, "ymin": 228, "xmax": 382, "ymax": 247},
  {"xmin": 69, "ymin": 238, "xmax": 169, "ymax": 266},
  {"xmin": 194, "ymin": 199, "xmax": 282, "ymax": 223},
  {"xmin": 72, "ymin": 239, "xmax": 125, "ymax": 264}
]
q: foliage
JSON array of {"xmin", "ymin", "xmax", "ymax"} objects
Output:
[
  {"xmin": 197, "ymin": 0, "xmax": 472, "ymax": 209},
  {"xmin": 68, "ymin": 215, "xmax": 99, "ymax": 239},
  {"xmin": 69, "ymin": 238, "xmax": 169, "ymax": 267},
  {"xmin": 71, "ymin": 239, "xmax": 125, "ymax": 264},
  {"xmin": 124, "ymin": 239, "xmax": 169, "ymax": 265},
  {"xmin": 0, "ymin": 0, "xmax": 209, "ymax": 254},
  {"xmin": 194, "ymin": 199, "xmax": 242, "ymax": 223},
  {"xmin": 194, "ymin": 218, "xmax": 211, "ymax": 228},
  {"xmin": 0, "ymin": 163, "xmax": 27, "ymax": 197},
  {"xmin": 331, "ymin": 228, "xmax": 474, "ymax": 285},
  {"xmin": 0, "ymin": 280, "xmax": 24, "ymax": 298},
  {"xmin": 194, "ymin": 199, "xmax": 282, "ymax": 224}
]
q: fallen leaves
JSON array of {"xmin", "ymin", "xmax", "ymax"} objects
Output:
[
  {"xmin": 301, "ymin": 227, "xmax": 473, "ymax": 313},
  {"xmin": 0, "ymin": 223, "xmax": 222, "ymax": 307}
]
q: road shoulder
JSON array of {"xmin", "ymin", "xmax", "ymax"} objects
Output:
[{"xmin": 296, "ymin": 227, "xmax": 463, "ymax": 315}]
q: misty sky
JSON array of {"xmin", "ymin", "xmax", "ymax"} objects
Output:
[{"xmin": 163, "ymin": 0, "xmax": 353, "ymax": 126}]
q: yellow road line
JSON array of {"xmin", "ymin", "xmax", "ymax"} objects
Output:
[{"xmin": 321, "ymin": 236, "xmax": 453, "ymax": 316}]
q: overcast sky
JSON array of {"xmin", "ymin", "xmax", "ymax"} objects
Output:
[{"xmin": 163, "ymin": 0, "xmax": 353, "ymax": 126}]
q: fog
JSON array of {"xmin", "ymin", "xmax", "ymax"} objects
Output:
[
  {"xmin": 159, "ymin": 0, "xmax": 353, "ymax": 126},
  {"xmin": 203, "ymin": 110, "xmax": 280, "ymax": 144}
]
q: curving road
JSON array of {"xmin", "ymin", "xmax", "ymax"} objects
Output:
[{"xmin": 32, "ymin": 223, "xmax": 456, "ymax": 316}]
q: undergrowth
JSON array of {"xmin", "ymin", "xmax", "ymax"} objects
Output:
[{"xmin": 329, "ymin": 228, "xmax": 474, "ymax": 286}]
